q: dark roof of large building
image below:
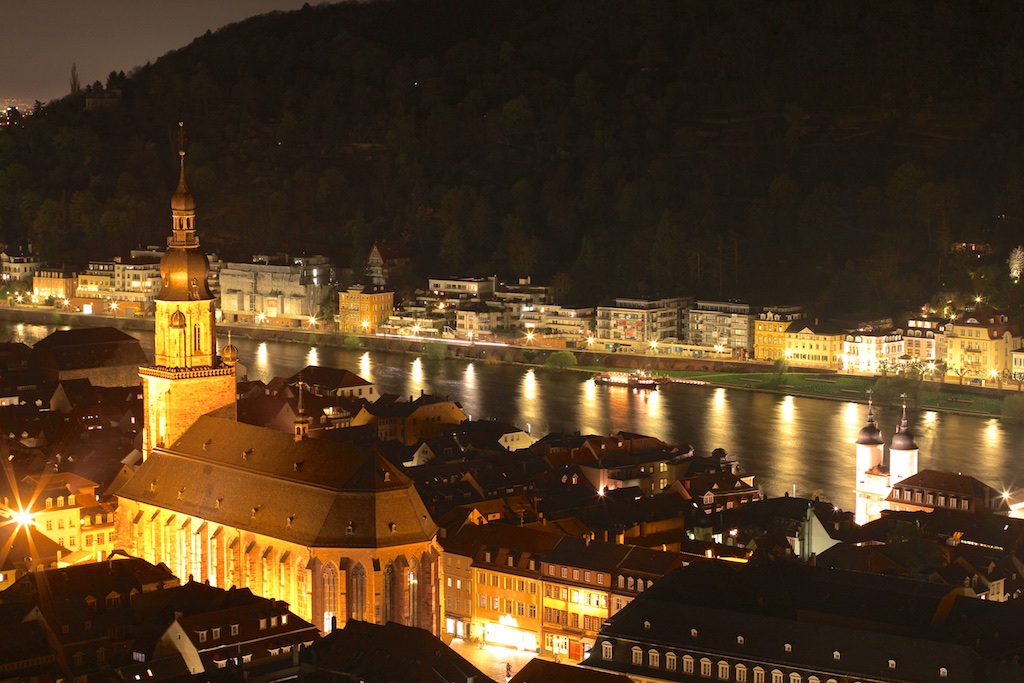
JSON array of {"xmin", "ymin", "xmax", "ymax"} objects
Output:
[
  {"xmin": 32, "ymin": 327, "xmax": 147, "ymax": 372},
  {"xmin": 117, "ymin": 416, "xmax": 438, "ymax": 548},
  {"xmin": 511, "ymin": 659, "xmax": 631, "ymax": 683},
  {"xmin": 287, "ymin": 365, "xmax": 373, "ymax": 390},
  {"xmin": 587, "ymin": 561, "xmax": 1024, "ymax": 682},
  {"xmin": 301, "ymin": 619, "xmax": 493, "ymax": 683},
  {"xmin": 888, "ymin": 469, "xmax": 1008, "ymax": 511}
]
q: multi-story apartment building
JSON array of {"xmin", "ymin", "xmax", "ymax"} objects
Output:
[
  {"xmin": 32, "ymin": 266, "xmax": 77, "ymax": 301},
  {"xmin": 945, "ymin": 302, "xmax": 1020, "ymax": 382},
  {"xmin": 0, "ymin": 248, "xmax": 41, "ymax": 283},
  {"xmin": 426, "ymin": 277, "xmax": 495, "ymax": 302},
  {"xmin": 842, "ymin": 330, "xmax": 904, "ymax": 373},
  {"xmin": 470, "ymin": 528, "xmax": 555, "ymax": 652},
  {"xmin": 1, "ymin": 472, "xmax": 116, "ymax": 562},
  {"xmin": 493, "ymin": 277, "xmax": 556, "ymax": 308},
  {"xmin": 112, "ymin": 257, "xmax": 161, "ymax": 313},
  {"xmin": 75, "ymin": 260, "xmax": 115, "ymax": 301},
  {"xmin": 596, "ymin": 297, "xmax": 691, "ymax": 345},
  {"xmin": 753, "ymin": 306, "xmax": 804, "ymax": 362},
  {"xmin": 219, "ymin": 254, "xmax": 334, "ymax": 327},
  {"xmin": 901, "ymin": 315, "xmax": 947, "ymax": 362},
  {"xmin": 338, "ymin": 284, "xmax": 394, "ymax": 334},
  {"xmin": 784, "ymin": 321, "xmax": 846, "ymax": 368},
  {"xmin": 520, "ymin": 304, "xmax": 594, "ymax": 337},
  {"xmin": 456, "ymin": 302, "xmax": 511, "ymax": 339},
  {"xmin": 684, "ymin": 300, "xmax": 753, "ymax": 357}
]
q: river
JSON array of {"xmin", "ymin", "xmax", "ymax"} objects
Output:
[{"xmin": 9, "ymin": 321, "xmax": 1024, "ymax": 512}]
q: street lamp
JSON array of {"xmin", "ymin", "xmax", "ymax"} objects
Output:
[
  {"xmin": 525, "ymin": 331, "xmax": 535, "ymax": 344},
  {"xmin": 649, "ymin": 339, "xmax": 659, "ymax": 353},
  {"xmin": 412, "ymin": 324, "xmax": 420, "ymax": 336},
  {"xmin": 361, "ymin": 320, "xmax": 370, "ymax": 334},
  {"xmin": 308, "ymin": 315, "xmax": 317, "ymax": 328},
  {"xmin": 586, "ymin": 336, "xmax": 595, "ymax": 347}
]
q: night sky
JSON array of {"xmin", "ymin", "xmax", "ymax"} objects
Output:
[{"xmin": 0, "ymin": 0, "xmax": 317, "ymax": 104}]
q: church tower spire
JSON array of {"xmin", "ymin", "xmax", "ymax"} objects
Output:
[
  {"xmin": 294, "ymin": 377, "xmax": 310, "ymax": 442},
  {"xmin": 139, "ymin": 123, "xmax": 236, "ymax": 461}
]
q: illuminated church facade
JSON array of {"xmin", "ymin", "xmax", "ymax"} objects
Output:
[{"xmin": 116, "ymin": 136, "xmax": 442, "ymax": 634}]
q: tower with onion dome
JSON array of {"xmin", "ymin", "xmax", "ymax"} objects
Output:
[
  {"xmin": 888, "ymin": 395, "xmax": 919, "ymax": 486},
  {"xmin": 854, "ymin": 392, "xmax": 889, "ymax": 524},
  {"xmin": 138, "ymin": 124, "xmax": 237, "ymax": 461}
]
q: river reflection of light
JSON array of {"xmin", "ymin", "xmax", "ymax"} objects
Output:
[
  {"xmin": 984, "ymin": 419, "xmax": 1002, "ymax": 450},
  {"xmin": 704, "ymin": 388, "xmax": 732, "ymax": 451},
  {"xmin": 359, "ymin": 352, "xmax": 371, "ymax": 378},
  {"xmin": 516, "ymin": 369, "xmax": 542, "ymax": 433},
  {"xmin": 523, "ymin": 369, "xmax": 537, "ymax": 400},
  {"xmin": 770, "ymin": 395, "xmax": 802, "ymax": 495},
  {"xmin": 256, "ymin": 342, "xmax": 268, "ymax": 367},
  {"xmin": 643, "ymin": 388, "xmax": 660, "ymax": 419},
  {"xmin": 578, "ymin": 379, "xmax": 602, "ymax": 434},
  {"xmin": 307, "ymin": 347, "xmax": 319, "ymax": 366},
  {"xmin": 843, "ymin": 401, "xmax": 860, "ymax": 426},
  {"xmin": 461, "ymin": 363, "xmax": 479, "ymax": 408}
]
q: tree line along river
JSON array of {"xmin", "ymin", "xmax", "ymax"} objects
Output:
[{"xmin": 6, "ymin": 320, "xmax": 1023, "ymax": 513}]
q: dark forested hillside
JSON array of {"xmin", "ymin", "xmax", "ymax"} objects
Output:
[{"xmin": 2, "ymin": 0, "xmax": 1024, "ymax": 315}]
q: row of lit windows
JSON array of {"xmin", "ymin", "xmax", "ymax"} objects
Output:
[
  {"xmin": 545, "ymin": 564, "xmax": 607, "ymax": 585},
  {"xmin": 894, "ymin": 488, "xmax": 970, "ymax": 510},
  {"xmin": 605, "ymin": 642, "xmax": 942, "ymax": 681}
]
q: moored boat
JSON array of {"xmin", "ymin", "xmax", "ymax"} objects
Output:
[{"xmin": 594, "ymin": 370, "xmax": 659, "ymax": 389}]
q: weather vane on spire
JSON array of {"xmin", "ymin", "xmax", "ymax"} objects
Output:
[{"xmin": 178, "ymin": 121, "xmax": 186, "ymax": 156}]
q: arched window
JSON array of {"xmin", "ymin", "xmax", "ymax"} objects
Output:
[
  {"xmin": 771, "ymin": 670, "xmax": 783, "ymax": 683},
  {"xmin": 665, "ymin": 652, "xmax": 677, "ymax": 671},
  {"xmin": 809, "ymin": 677, "xmax": 820, "ymax": 683},
  {"xmin": 321, "ymin": 563, "xmax": 338, "ymax": 632},
  {"xmin": 631, "ymin": 647, "xmax": 643, "ymax": 665},
  {"xmin": 406, "ymin": 559, "xmax": 419, "ymax": 628},
  {"xmin": 383, "ymin": 562, "xmax": 399, "ymax": 624},
  {"xmin": 601, "ymin": 641, "xmax": 613, "ymax": 660},
  {"xmin": 57, "ymin": 496, "xmax": 64, "ymax": 507},
  {"xmin": 735, "ymin": 663, "xmax": 747, "ymax": 683},
  {"xmin": 939, "ymin": 667, "xmax": 948, "ymax": 678},
  {"xmin": 888, "ymin": 660, "xmax": 897, "ymax": 670},
  {"xmin": 700, "ymin": 658, "xmax": 712, "ymax": 677},
  {"xmin": 737, "ymin": 635, "xmax": 745, "ymax": 645},
  {"xmin": 833, "ymin": 651, "xmax": 840, "ymax": 660},
  {"xmin": 789, "ymin": 674, "xmax": 802, "ymax": 683},
  {"xmin": 348, "ymin": 563, "xmax": 366, "ymax": 622},
  {"xmin": 648, "ymin": 650, "xmax": 660, "ymax": 668},
  {"xmin": 683, "ymin": 655, "xmax": 694, "ymax": 674},
  {"xmin": 718, "ymin": 661, "xmax": 730, "ymax": 679},
  {"xmin": 753, "ymin": 668, "xmax": 765, "ymax": 683}
]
